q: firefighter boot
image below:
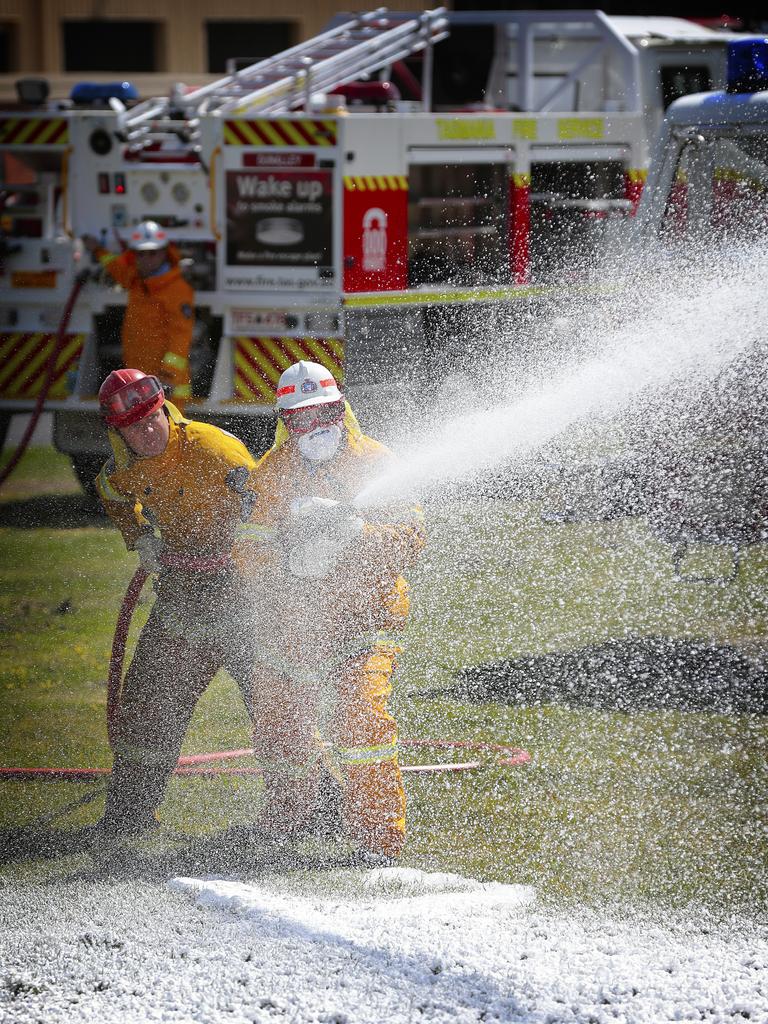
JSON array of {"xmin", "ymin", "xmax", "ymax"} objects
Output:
[
  {"xmin": 96, "ymin": 755, "xmax": 169, "ymax": 837},
  {"xmin": 259, "ymin": 767, "xmax": 322, "ymax": 846},
  {"xmin": 299, "ymin": 770, "xmax": 344, "ymax": 840}
]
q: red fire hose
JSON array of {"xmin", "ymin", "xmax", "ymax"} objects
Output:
[
  {"xmin": 2, "ymin": 564, "xmax": 531, "ymax": 795},
  {"xmin": 0, "ymin": 269, "xmax": 88, "ymax": 489},
  {"xmin": 107, "ymin": 565, "xmax": 149, "ymax": 747},
  {"xmin": 0, "ymin": 742, "xmax": 531, "ymax": 782}
]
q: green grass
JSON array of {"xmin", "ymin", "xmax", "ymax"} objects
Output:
[{"xmin": 1, "ymin": 446, "xmax": 766, "ymax": 909}]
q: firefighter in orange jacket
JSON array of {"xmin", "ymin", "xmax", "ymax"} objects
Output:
[
  {"xmin": 237, "ymin": 360, "xmax": 425, "ymax": 864},
  {"xmin": 83, "ymin": 221, "xmax": 194, "ymax": 410},
  {"xmin": 95, "ymin": 368, "xmax": 258, "ymax": 835}
]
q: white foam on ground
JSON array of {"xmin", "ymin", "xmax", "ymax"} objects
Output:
[{"xmin": 2, "ymin": 872, "xmax": 764, "ymax": 1023}]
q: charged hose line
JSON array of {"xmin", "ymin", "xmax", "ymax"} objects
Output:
[
  {"xmin": 1, "ymin": 554, "xmax": 531, "ymax": 831},
  {"xmin": 107, "ymin": 566, "xmax": 149, "ymax": 748},
  {"xmin": 0, "ymin": 742, "xmax": 531, "ymax": 782}
]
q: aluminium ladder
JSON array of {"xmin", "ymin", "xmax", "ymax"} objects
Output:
[{"xmin": 119, "ymin": 8, "xmax": 449, "ymax": 150}]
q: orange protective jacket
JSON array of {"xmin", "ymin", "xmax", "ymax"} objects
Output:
[
  {"xmin": 95, "ymin": 402, "xmax": 257, "ymax": 559},
  {"xmin": 95, "ymin": 244, "xmax": 194, "ymax": 402},
  {"xmin": 235, "ymin": 405, "xmax": 425, "ymax": 643}
]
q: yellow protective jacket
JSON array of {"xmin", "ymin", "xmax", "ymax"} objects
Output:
[
  {"xmin": 236, "ymin": 405, "xmax": 425, "ymax": 641},
  {"xmin": 95, "ymin": 244, "xmax": 194, "ymax": 401},
  {"xmin": 95, "ymin": 402, "xmax": 257, "ymax": 559}
]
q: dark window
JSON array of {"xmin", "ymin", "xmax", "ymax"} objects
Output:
[
  {"xmin": 408, "ymin": 162, "xmax": 508, "ymax": 287},
  {"xmin": 0, "ymin": 24, "xmax": 16, "ymax": 73},
  {"xmin": 397, "ymin": 26, "xmax": 496, "ymax": 110},
  {"xmin": 660, "ymin": 65, "xmax": 712, "ymax": 109},
  {"xmin": 430, "ymin": 26, "xmax": 495, "ymax": 109},
  {"xmin": 531, "ymin": 161, "xmax": 625, "ymax": 201},
  {"xmin": 530, "ymin": 161, "xmax": 628, "ymax": 281},
  {"xmin": 63, "ymin": 21, "xmax": 159, "ymax": 73},
  {"xmin": 206, "ymin": 21, "xmax": 296, "ymax": 73}
]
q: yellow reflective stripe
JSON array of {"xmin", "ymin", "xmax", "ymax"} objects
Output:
[
  {"xmin": 171, "ymin": 383, "xmax": 192, "ymax": 398},
  {"xmin": 161, "ymin": 351, "xmax": 189, "ymax": 371},
  {"xmin": 96, "ymin": 467, "xmax": 130, "ymax": 504},
  {"xmin": 98, "ymin": 253, "xmax": 117, "ymax": 267},
  {"xmin": 235, "ymin": 522, "xmax": 276, "ymax": 541},
  {"xmin": 336, "ymin": 741, "xmax": 399, "ymax": 766},
  {"xmin": 255, "ymin": 631, "xmax": 400, "ymax": 679},
  {"xmin": 557, "ymin": 116, "xmax": 604, "ymax": 140},
  {"xmin": 344, "ymin": 285, "xmax": 556, "ymax": 308},
  {"xmin": 327, "ymin": 631, "xmax": 399, "ymax": 665}
]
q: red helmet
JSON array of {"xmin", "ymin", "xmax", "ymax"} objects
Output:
[{"xmin": 98, "ymin": 368, "xmax": 165, "ymax": 428}]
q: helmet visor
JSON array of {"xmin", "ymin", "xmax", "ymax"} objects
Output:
[
  {"xmin": 281, "ymin": 399, "xmax": 345, "ymax": 435},
  {"xmin": 101, "ymin": 374, "xmax": 164, "ymax": 420}
]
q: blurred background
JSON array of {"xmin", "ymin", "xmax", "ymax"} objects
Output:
[{"xmin": 0, "ymin": 2, "xmax": 765, "ymax": 108}]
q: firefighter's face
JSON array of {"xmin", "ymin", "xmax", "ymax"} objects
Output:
[
  {"xmin": 134, "ymin": 247, "xmax": 168, "ymax": 277},
  {"xmin": 120, "ymin": 409, "xmax": 170, "ymax": 457}
]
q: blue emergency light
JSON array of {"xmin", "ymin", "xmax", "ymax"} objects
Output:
[
  {"xmin": 726, "ymin": 38, "xmax": 768, "ymax": 94},
  {"xmin": 70, "ymin": 81, "xmax": 139, "ymax": 106}
]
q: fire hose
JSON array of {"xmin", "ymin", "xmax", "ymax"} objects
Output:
[
  {"xmin": 0, "ymin": 268, "xmax": 89, "ymax": 489},
  {"xmin": 107, "ymin": 565, "xmax": 149, "ymax": 747},
  {"xmin": 3, "ymin": 560, "xmax": 530, "ymax": 829},
  {"xmin": 105, "ymin": 562, "xmax": 530, "ymax": 773}
]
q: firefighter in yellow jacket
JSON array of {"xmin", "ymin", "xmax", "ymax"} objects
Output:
[
  {"xmin": 95, "ymin": 368, "xmax": 258, "ymax": 834},
  {"xmin": 237, "ymin": 360, "xmax": 425, "ymax": 864},
  {"xmin": 83, "ymin": 221, "xmax": 194, "ymax": 410}
]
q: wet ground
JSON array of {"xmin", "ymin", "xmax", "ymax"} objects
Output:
[{"xmin": 431, "ymin": 637, "xmax": 768, "ymax": 714}]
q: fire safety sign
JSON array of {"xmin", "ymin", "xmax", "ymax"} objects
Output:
[{"xmin": 224, "ymin": 169, "xmax": 334, "ymax": 290}]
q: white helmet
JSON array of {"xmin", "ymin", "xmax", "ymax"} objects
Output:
[
  {"xmin": 129, "ymin": 220, "xmax": 169, "ymax": 252},
  {"xmin": 276, "ymin": 360, "xmax": 342, "ymax": 410}
]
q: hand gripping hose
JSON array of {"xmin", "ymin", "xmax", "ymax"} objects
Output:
[{"xmin": 0, "ymin": 269, "xmax": 88, "ymax": 489}]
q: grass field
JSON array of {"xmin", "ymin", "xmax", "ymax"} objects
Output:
[{"xmin": 1, "ymin": 445, "xmax": 766, "ymax": 909}]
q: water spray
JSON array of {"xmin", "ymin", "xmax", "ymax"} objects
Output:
[{"xmin": 352, "ymin": 250, "xmax": 767, "ymax": 513}]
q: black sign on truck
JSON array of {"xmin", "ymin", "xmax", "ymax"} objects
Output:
[{"xmin": 226, "ymin": 169, "xmax": 333, "ymax": 272}]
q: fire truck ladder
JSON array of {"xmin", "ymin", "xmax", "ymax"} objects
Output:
[{"xmin": 119, "ymin": 7, "xmax": 449, "ymax": 151}]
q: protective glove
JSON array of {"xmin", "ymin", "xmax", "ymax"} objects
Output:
[
  {"xmin": 289, "ymin": 496, "xmax": 353, "ymax": 529},
  {"xmin": 287, "ymin": 498, "xmax": 364, "ymax": 579},
  {"xmin": 134, "ymin": 533, "xmax": 164, "ymax": 573},
  {"xmin": 288, "ymin": 530, "xmax": 360, "ymax": 579}
]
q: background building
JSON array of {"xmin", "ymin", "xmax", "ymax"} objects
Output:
[
  {"xmin": 0, "ymin": 0, "xmax": 425, "ymax": 102},
  {"xmin": 1, "ymin": 2, "xmax": 762, "ymax": 105}
]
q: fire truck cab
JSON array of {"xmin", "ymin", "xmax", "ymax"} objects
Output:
[
  {"xmin": 0, "ymin": 9, "xmax": 738, "ymax": 485},
  {"xmin": 634, "ymin": 40, "xmax": 768, "ymax": 249},
  {"xmin": 620, "ymin": 37, "xmax": 768, "ymax": 580}
]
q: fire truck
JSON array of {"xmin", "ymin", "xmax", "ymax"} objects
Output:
[
  {"xmin": 627, "ymin": 35, "xmax": 768, "ymax": 580},
  {"xmin": 0, "ymin": 8, "xmax": 737, "ymax": 487},
  {"xmin": 536, "ymin": 36, "xmax": 768, "ymax": 583}
]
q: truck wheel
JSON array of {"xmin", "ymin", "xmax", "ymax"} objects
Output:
[{"xmin": 69, "ymin": 454, "xmax": 104, "ymax": 500}]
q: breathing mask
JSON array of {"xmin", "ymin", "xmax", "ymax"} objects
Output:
[{"xmin": 297, "ymin": 423, "xmax": 342, "ymax": 462}]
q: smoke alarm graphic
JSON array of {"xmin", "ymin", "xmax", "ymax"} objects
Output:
[{"xmin": 255, "ymin": 217, "xmax": 304, "ymax": 246}]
